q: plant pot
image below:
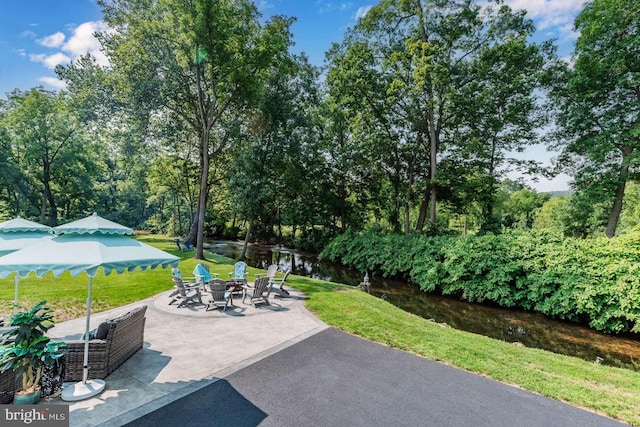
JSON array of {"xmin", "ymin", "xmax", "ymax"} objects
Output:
[{"xmin": 13, "ymin": 388, "xmax": 41, "ymax": 405}]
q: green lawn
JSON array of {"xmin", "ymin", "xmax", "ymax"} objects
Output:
[{"xmin": 1, "ymin": 235, "xmax": 638, "ymax": 425}]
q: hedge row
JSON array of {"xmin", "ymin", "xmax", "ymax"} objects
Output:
[{"xmin": 319, "ymin": 229, "xmax": 640, "ymax": 334}]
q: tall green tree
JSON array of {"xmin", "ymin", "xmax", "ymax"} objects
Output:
[
  {"xmin": 327, "ymin": 0, "xmax": 549, "ymax": 232},
  {"xmin": 229, "ymin": 55, "xmax": 327, "ymax": 255},
  {"xmin": 56, "ymin": 54, "xmax": 148, "ymax": 226},
  {"xmin": 0, "ymin": 102, "xmax": 20, "ymax": 216},
  {"xmin": 71, "ymin": 0, "xmax": 294, "ymax": 258},
  {"xmin": 547, "ymin": 0, "xmax": 640, "ymax": 237},
  {"xmin": 323, "ymin": 47, "xmax": 387, "ymax": 232},
  {"xmin": 450, "ymin": 25, "xmax": 549, "ymax": 232},
  {"xmin": 1, "ymin": 88, "xmax": 94, "ymax": 224},
  {"xmin": 59, "ymin": 54, "xmax": 200, "ymax": 230}
]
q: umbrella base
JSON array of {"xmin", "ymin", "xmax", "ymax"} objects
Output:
[{"xmin": 61, "ymin": 379, "xmax": 106, "ymax": 402}]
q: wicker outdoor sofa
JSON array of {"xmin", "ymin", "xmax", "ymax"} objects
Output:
[
  {"xmin": 63, "ymin": 305, "xmax": 147, "ymax": 382},
  {"xmin": 0, "ymin": 359, "xmax": 17, "ymax": 404},
  {"xmin": 0, "ymin": 327, "xmax": 18, "ymax": 403},
  {"xmin": 0, "ymin": 306, "xmax": 146, "ymax": 402}
]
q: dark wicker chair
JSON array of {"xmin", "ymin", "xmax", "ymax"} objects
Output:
[
  {"xmin": 0, "ymin": 369, "xmax": 18, "ymax": 404},
  {"xmin": 0, "ymin": 327, "xmax": 18, "ymax": 403},
  {"xmin": 62, "ymin": 305, "xmax": 147, "ymax": 382}
]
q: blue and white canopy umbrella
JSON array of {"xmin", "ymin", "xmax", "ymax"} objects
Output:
[
  {"xmin": 0, "ymin": 231, "xmax": 53, "ymax": 256},
  {"xmin": 0, "ymin": 216, "xmax": 52, "ymax": 234},
  {"xmin": 0, "ymin": 217, "xmax": 53, "ymax": 314},
  {"xmin": 0, "ymin": 213, "xmax": 179, "ymax": 401}
]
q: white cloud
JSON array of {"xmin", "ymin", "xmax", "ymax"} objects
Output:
[
  {"xmin": 23, "ymin": 20, "xmax": 113, "ymax": 85},
  {"xmin": 61, "ymin": 21, "xmax": 112, "ymax": 66},
  {"xmin": 39, "ymin": 76, "xmax": 67, "ymax": 90},
  {"xmin": 15, "ymin": 49, "xmax": 26, "ymax": 57},
  {"xmin": 19, "ymin": 30, "xmax": 37, "ymax": 39},
  {"xmin": 257, "ymin": 0, "xmax": 274, "ymax": 11},
  {"xmin": 317, "ymin": 1, "xmax": 353, "ymax": 14},
  {"xmin": 43, "ymin": 52, "xmax": 72, "ymax": 69},
  {"xmin": 37, "ymin": 32, "xmax": 66, "ymax": 48},
  {"xmin": 29, "ymin": 52, "xmax": 71, "ymax": 69},
  {"xmin": 503, "ymin": 0, "xmax": 586, "ymax": 39},
  {"xmin": 505, "ymin": 0, "xmax": 585, "ymax": 19},
  {"xmin": 29, "ymin": 53, "xmax": 46, "ymax": 63},
  {"xmin": 355, "ymin": 5, "xmax": 373, "ymax": 20}
]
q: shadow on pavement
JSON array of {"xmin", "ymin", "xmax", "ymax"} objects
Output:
[{"xmin": 124, "ymin": 379, "xmax": 267, "ymax": 427}]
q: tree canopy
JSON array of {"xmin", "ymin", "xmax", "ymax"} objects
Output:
[
  {"xmin": 2, "ymin": 0, "xmax": 640, "ymax": 244},
  {"xmin": 547, "ymin": 0, "xmax": 640, "ymax": 237}
]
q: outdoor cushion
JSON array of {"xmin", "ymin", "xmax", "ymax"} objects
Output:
[{"xmin": 95, "ymin": 321, "xmax": 111, "ymax": 340}]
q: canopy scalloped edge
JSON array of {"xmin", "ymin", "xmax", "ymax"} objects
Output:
[
  {"xmin": 1, "ymin": 259, "xmax": 179, "ymax": 280},
  {"xmin": 53, "ymin": 213, "xmax": 134, "ymax": 236},
  {"xmin": 0, "ymin": 217, "xmax": 52, "ymax": 233},
  {"xmin": 51, "ymin": 228, "xmax": 134, "ymax": 236}
]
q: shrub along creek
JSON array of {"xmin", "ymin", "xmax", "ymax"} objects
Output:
[{"xmin": 208, "ymin": 231, "xmax": 640, "ymax": 372}]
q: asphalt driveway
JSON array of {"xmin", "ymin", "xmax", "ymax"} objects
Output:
[{"xmin": 126, "ymin": 327, "xmax": 625, "ymax": 427}]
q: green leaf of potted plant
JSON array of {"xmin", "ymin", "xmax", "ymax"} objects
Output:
[{"xmin": 0, "ymin": 301, "xmax": 66, "ymax": 404}]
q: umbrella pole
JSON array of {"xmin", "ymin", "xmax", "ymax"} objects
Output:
[
  {"xmin": 82, "ymin": 276, "xmax": 92, "ymax": 384},
  {"xmin": 61, "ymin": 276, "xmax": 105, "ymax": 401},
  {"xmin": 13, "ymin": 275, "xmax": 19, "ymax": 315}
]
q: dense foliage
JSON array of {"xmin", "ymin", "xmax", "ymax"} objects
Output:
[
  {"xmin": 320, "ymin": 229, "xmax": 640, "ymax": 334},
  {"xmin": 546, "ymin": 0, "xmax": 640, "ymax": 238},
  {"xmin": 1, "ymin": 0, "xmax": 640, "ymax": 249}
]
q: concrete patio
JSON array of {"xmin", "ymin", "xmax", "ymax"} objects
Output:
[{"xmin": 45, "ymin": 287, "xmax": 328, "ymax": 427}]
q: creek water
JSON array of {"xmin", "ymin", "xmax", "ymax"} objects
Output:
[{"xmin": 206, "ymin": 240, "xmax": 640, "ymax": 372}]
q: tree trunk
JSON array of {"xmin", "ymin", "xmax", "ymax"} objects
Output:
[
  {"xmin": 415, "ymin": 192, "xmax": 429, "ymax": 231},
  {"xmin": 404, "ymin": 203, "xmax": 410, "ymax": 235},
  {"xmin": 239, "ymin": 221, "xmax": 251, "ymax": 261},
  {"xmin": 480, "ymin": 144, "xmax": 499, "ymax": 233},
  {"xmin": 40, "ymin": 161, "xmax": 49, "ymax": 224},
  {"xmin": 41, "ymin": 161, "xmax": 57, "ymax": 225},
  {"xmin": 194, "ymin": 61, "xmax": 211, "ymax": 260},
  {"xmin": 605, "ymin": 149, "xmax": 633, "ymax": 237},
  {"xmin": 416, "ymin": 1, "xmax": 438, "ymax": 227},
  {"xmin": 175, "ymin": 193, "xmax": 183, "ymax": 236},
  {"xmin": 277, "ymin": 207, "xmax": 283, "ymax": 242},
  {"xmin": 338, "ymin": 182, "xmax": 348, "ymax": 232},
  {"xmin": 40, "ymin": 191, "xmax": 47, "ymax": 225},
  {"xmin": 195, "ymin": 132, "xmax": 209, "ymax": 260},
  {"xmin": 428, "ymin": 117, "xmax": 437, "ymax": 226},
  {"xmin": 606, "ymin": 180, "xmax": 626, "ymax": 238},
  {"xmin": 463, "ymin": 215, "xmax": 467, "ymax": 237},
  {"xmin": 404, "ymin": 155, "xmax": 413, "ymax": 235},
  {"xmin": 186, "ymin": 217, "xmax": 198, "ymax": 242},
  {"xmin": 46, "ymin": 189, "xmax": 58, "ymax": 226}
]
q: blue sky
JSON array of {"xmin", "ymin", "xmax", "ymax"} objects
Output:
[{"xmin": 0, "ymin": 0, "xmax": 587, "ymax": 191}]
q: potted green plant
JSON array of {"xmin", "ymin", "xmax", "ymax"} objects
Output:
[{"xmin": 0, "ymin": 301, "xmax": 65, "ymax": 404}]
